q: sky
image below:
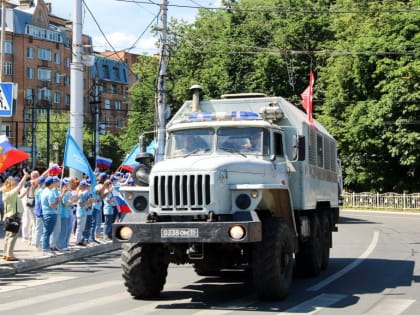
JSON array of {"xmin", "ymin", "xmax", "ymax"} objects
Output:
[{"xmin": 46, "ymin": 0, "xmax": 221, "ymax": 55}]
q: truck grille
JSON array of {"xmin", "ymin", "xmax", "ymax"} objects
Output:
[{"xmin": 153, "ymin": 174, "xmax": 212, "ymax": 211}]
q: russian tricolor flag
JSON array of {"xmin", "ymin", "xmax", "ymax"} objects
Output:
[
  {"xmin": 115, "ymin": 195, "xmax": 131, "ymax": 213},
  {"xmin": 96, "ymin": 155, "xmax": 112, "ymax": 169},
  {"xmin": 0, "ymin": 135, "xmax": 29, "ymax": 173}
]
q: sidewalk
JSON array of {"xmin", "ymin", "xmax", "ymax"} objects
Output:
[{"xmin": 0, "ymin": 223, "xmax": 121, "ymax": 276}]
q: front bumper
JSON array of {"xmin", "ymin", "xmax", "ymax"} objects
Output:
[{"xmin": 112, "ymin": 220, "xmax": 262, "ymax": 243}]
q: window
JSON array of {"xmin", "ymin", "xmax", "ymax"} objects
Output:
[
  {"xmin": 38, "ymin": 68, "xmax": 51, "ymax": 81},
  {"xmin": 4, "ymin": 62, "xmax": 13, "ymax": 75},
  {"xmin": 64, "ymin": 76, "xmax": 70, "ymax": 86},
  {"xmin": 102, "ymin": 65, "xmax": 110, "ymax": 79},
  {"xmin": 104, "ymin": 99, "xmax": 111, "ymax": 109},
  {"xmin": 114, "ymin": 100, "xmax": 121, "ymax": 110},
  {"xmin": 38, "ymin": 88, "xmax": 51, "ymax": 101},
  {"xmin": 54, "ymin": 72, "xmax": 61, "ymax": 84},
  {"xmin": 25, "ymin": 89, "xmax": 35, "ymax": 101},
  {"xmin": 54, "ymin": 53, "xmax": 61, "ymax": 64},
  {"xmin": 109, "ymin": 84, "xmax": 117, "ymax": 93},
  {"xmin": 65, "ymin": 57, "xmax": 71, "ymax": 68},
  {"xmin": 116, "ymin": 118, "xmax": 122, "ymax": 128},
  {"xmin": 27, "ymin": 67, "xmax": 34, "ymax": 79},
  {"xmin": 112, "ymin": 67, "xmax": 120, "ymax": 80},
  {"xmin": 27, "ymin": 47, "xmax": 34, "ymax": 59},
  {"xmin": 105, "ymin": 116, "xmax": 111, "ymax": 127},
  {"xmin": 38, "ymin": 47, "xmax": 51, "ymax": 61},
  {"xmin": 0, "ymin": 124, "xmax": 11, "ymax": 137},
  {"xmin": 53, "ymin": 92, "xmax": 61, "ymax": 104},
  {"xmin": 273, "ymin": 132, "xmax": 284, "ymax": 157},
  {"xmin": 25, "ymin": 25, "xmax": 62, "ymax": 42},
  {"xmin": 65, "ymin": 94, "xmax": 70, "ymax": 106},
  {"xmin": 317, "ymin": 134, "xmax": 324, "ymax": 168},
  {"xmin": 4, "ymin": 41, "xmax": 12, "ymax": 54}
]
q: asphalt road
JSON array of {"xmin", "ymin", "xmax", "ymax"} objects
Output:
[{"xmin": 1, "ymin": 209, "xmax": 420, "ymax": 315}]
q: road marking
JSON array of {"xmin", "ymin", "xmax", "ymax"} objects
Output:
[
  {"xmin": 0, "ymin": 275, "xmax": 75, "ymax": 293},
  {"xmin": 281, "ymin": 293, "xmax": 347, "ymax": 314},
  {"xmin": 0, "ymin": 280, "xmax": 120, "ymax": 312},
  {"xmin": 308, "ymin": 230, "xmax": 379, "ymax": 291},
  {"xmin": 363, "ymin": 298, "xmax": 415, "ymax": 315}
]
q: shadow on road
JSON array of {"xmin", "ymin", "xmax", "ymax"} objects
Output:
[{"xmin": 148, "ymin": 257, "xmax": 418, "ymax": 313}]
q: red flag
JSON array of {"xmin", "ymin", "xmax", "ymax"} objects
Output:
[
  {"xmin": 301, "ymin": 71, "xmax": 315, "ymax": 124},
  {"xmin": 0, "ymin": 135, "xmax": 29, "ymax": 173}
]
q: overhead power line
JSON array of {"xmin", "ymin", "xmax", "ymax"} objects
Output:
[{"xmin": 114, "ymin": 0, "xmax": 420, "ymax": 14}]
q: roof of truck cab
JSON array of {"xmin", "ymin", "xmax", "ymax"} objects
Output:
[{"xmin": 168, "ymin": 96, "xmax": 334, "ymax": 139}]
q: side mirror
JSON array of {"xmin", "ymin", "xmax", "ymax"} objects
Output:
[{"xmin": 294, "ymin": 135, "xmax": 306, "ymax": 161}]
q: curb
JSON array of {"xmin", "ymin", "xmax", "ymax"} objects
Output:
[{"xmin": 0, "ymin": 243, "xmax": 121, "ymax": 276}]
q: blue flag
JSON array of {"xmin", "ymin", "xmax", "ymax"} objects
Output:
[
  {"xmin": 63, "ymin": 130, "xmax": 96, "ymax": 189},
  {"xmin": 121, "ymin": 143, "xmax": 140, "ymax": 172}
]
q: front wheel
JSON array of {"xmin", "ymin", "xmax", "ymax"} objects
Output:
[
  {"xmin": 252, "ymin": 217, "xmax": 295, "ymax": 300},
  {"xmin": 121, "ymin": 243, "xmax": 169, "ymax": 299}
]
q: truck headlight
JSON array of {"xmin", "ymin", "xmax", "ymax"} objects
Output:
[
  {"xmin": 229, "ymin": 225, "xmax": 246, "ymax": 240},
  {"xmin": 236, "ymin": 194, "xmax": 251, "ymax": 209}
]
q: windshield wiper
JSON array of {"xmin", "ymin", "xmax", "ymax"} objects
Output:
[
  {"xmin": 220, "ymin": 147, "xmax": 246, "ymax": 157},
  {"xmin": 184, "ymin": 148, "xmax": 211, "ymax": 158}
]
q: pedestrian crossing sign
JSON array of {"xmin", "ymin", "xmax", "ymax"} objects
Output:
[{"xmin": 0, "ymin": 82, "xmax": 16, "ymax": 117}]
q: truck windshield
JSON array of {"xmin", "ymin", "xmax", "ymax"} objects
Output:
[
  {"xmin": 166, "ymin": 128, "xmax": 214, "ymax": 158},
  {"xmin": 217, "ymin": 127, "xmax": 269, "ymax": 155}
]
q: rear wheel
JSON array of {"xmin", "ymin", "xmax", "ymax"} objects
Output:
[
  {"xmin": 320, "ymin": 214, "xmax": 331, "ymax": 270},
  {"xmin": 252, "ymin": 217, "xmax": 294, "ymax": 300},
  {"xmin": 295, "ymin": 215, "xmax": 323, "ymax": 277},
  {"xmin": 121, "ymin": 243, "xmax": 169, "ymax": 298}
]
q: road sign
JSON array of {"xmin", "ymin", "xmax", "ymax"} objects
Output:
[{"xmin": 0, "ymin": 82, "xmax": 15, "ymax": 117}]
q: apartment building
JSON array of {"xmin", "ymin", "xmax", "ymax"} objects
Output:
[{"xmin": 0, "ymin": 0, "xmax": 134, "ymax": 167}]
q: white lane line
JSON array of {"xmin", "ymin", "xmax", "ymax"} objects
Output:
[
  {"xmin": 308, "ymin": 230, "xmax": 379, "ymax": 291},
  {"xmin": 113, "ymin": 298, "xmax": 193, "ymax": 315},
  {"xmin": 0, "ymin": 280, "xmax": 120, "ymax": 312},
  {"xmin": 281, "ymin": 293, "xmax": 347, "ymax": 314},
  {"xmin": 0, "ymin": 275, "xmax": 75, "ymax": 293},
  {"xmin": 364, "ymin": 298, "xmax": 415, "ymax": 315}
]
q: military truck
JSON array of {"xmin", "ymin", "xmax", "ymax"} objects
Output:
[{"xmin": 113, "ymin": 85, "xmax": 341, "ymax": 300}]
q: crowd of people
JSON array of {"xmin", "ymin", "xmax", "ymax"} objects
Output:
[{"xmin": 0, "ymin": 166, "xmax": 133, "ymax": 261}]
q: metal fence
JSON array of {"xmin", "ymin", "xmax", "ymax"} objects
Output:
[{"xmin": 343, "ymin": 192, "xmax": 420, "ymax": 210}]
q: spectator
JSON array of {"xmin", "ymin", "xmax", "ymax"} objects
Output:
[
  {"xmin": 21, "ymin": 170, "xmax": 39, "ymax": 243},
  {"xmin": 40, "ymin": 176, "xmax": 61, "ymax": 255},
  {"xmin": 102, "ymin": 180, "xmax": 115, "ymax": 241},
  {"xmin": 2, "ymin": 170, "xmax": 30, "ymax": 261},
  {"xmin": 89, "ymin": 172, "xmax": 108, "ymax": 243},
  {"xmin": 57, "ymin": 178, "xmax": 75, "ymax": 250},
  {"xmin": 75, "ymin": 180, "xmax": 95, "ymax": 246},
  {"xmin": 31, "ymin": 176, "xmax": 46, "ymax": 249},
  {"xmin": 0, "ymin": 176, "xmax": 4, "ymax": 222}
]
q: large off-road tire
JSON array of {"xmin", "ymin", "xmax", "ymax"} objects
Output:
[
  {"xmin": 295, "ymin": 215, "xmax": 323, "ymax": 277},
  {"xmin": 320, "ymin": 214, "xmax": 331, "ymax": 270},
  {"xmin": 121, "ymin": 243, "xmax": 170, "ymax": 299},
  {"xmin": 252, "ymin": 217, "xmax": 295, "ymax": 300}
]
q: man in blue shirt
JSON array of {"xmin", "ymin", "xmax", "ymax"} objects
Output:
[{"xmin": 40, "ymin": 176, "xmax": 61, "ymax": 254}]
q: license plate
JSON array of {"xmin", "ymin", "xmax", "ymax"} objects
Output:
[{"xmin": 161, "ymin": 228, "xmax": 199, "ymax": 238}]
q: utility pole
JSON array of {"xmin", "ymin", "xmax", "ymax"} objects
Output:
[
  {"xmin": 156, "ymin": 0, "xmax": 168, "ymax": 163},
  {"xmin": 70, "ymin": 0, "xmax": 84, "ymax": 178}
]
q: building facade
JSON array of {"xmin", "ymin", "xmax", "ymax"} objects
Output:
[{"xmin": 0, "ymin": 0, "xmax": 134, "ymax": 168}]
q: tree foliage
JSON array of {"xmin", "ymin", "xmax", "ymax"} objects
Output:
[{"xmin": 125, "ymin": 0, "xmax": 419, "ymax": 192}]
